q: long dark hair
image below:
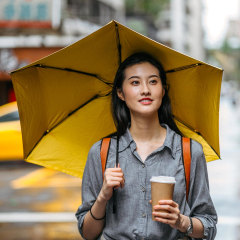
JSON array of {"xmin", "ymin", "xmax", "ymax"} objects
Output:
[{"xmin": 111, "ymin": 52, "xmax": 182, "ymax": 136}]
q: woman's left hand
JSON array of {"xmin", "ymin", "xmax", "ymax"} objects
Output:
[{"xmin": 151, "ymin": 200, "xmax": 182, "ymax": 229}]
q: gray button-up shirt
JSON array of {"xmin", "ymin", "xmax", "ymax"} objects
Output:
[{"xmin": 76, "ymin": 124, "xmax": 217, "ymax": 240}]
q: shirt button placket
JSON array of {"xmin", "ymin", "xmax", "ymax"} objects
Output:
[
  {"xmin": 139, "ymin": 162, "xmax": 147, "ymax": 237},
  {"xmin": 141, "ymin": 186, "xmax": 146, "ymax": 192}
]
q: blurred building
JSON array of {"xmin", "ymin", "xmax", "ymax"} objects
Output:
[
  {"xmin": 156, "ymin": 0, "xmax": 205, "ymax": 61},
  {"xmin": 0, "ymin": 0, "xmax": 125, "ymax": 106},
  {"xmin": 214, "ymin": 17, "xmax": 240, "ymax": 83},
  {"xmin": 225, "ymin": 19, "xmax": 240, "ymax": 48}
]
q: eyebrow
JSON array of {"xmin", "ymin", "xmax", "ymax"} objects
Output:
[{"xmin": 127, "ymin": 75, "xmax": 160, "ymax": 80}]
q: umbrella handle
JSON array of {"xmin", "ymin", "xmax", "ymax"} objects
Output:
[
  {"xmin": 116, "ymin": 135, "xmax": 119, "ymax": 166},
  {"xmin": 113, "ymin": 189, "xmax": 117, "ymax": 214},
  {"xmin": 113, "ymin": 135, "xmax": 119, "ymax": 213}
]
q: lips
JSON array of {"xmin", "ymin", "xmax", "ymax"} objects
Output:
[
  {"xmin": 139, "ymin": 98, "xmax": 153, "ymax": 102},
  {"xmin": 139, "ymin": 98, "xmax": 153, "ymax": 104}
]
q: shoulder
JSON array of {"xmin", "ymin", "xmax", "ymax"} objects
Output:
[
  {"xmin": 191, "ymin": 139, "xmax": 204, "ymax": 158},
  {"xmin": 165, "ymin": 125, "xmax": 204, "ymax": 160},
  {"xmin": 89, "ymin": 140, "xmax": 102, "ymax": 154},
  {"xmin": 86, "ymin": 140, "xmax": 102, "ymax": 164},
  {"xmin": 88, "ymin": 136, "xmax": 117, "ymax": 159},
  {"xmin": 190, "ymin": 139, "xmax": 207, "ymax": 173}
]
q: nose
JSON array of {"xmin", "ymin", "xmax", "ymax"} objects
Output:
[{"xmin": 140, "ymin": 82, "xmax": 150, "ymax": 96}]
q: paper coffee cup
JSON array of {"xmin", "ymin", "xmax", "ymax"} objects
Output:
[{"xmin": 150, "ymin": 176, "xmax": 176, "ymax": 220}]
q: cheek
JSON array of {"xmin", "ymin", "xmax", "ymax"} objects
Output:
[
  {"xmin": 153, "ymin": 88, "xmax": 165, "ymax": 105},
  {"xmin": 156, "ymin": 87, "xmax": 164, "ymax": 97},
  {"xmin": 122, "ymin": 86, "xmax": 138, "ymax": 101}
]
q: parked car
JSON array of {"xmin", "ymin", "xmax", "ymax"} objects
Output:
[{"xmin": 0, "ymin": 101, "xmax": 23, "ymax": 160}]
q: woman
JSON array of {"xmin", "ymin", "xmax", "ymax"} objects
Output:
[{"xmin": 76, "ymin": 52, "xmax": 217, "ymax": 239}]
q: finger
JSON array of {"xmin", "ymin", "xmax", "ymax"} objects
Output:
[
  {"xmin": 149, "ymin": 200, "xmax": 152, "ymax": 204},
  {"xmin": 153, "ymin": 210, "xmax": 180, "ymax": 225},
  {"xmin": 152, "ymin": 210, "xmax": 178, "ymax": 220},
  {"xmin": 106, "ymin": 177, "xmax": 124, "ymax": 183},
  {"xmin": 111, "ymin": 172, "xmax": 124, "ymax": 177},
  {"xmin": 106, "ymin": 180, "xmax": 122, "ymax": 188},
  {"xmin": 105, "ymin": 171, "xmax": 123, "ymax": 177},
  {"xmin": 106, "ymin": 167, "xmax": 123, "ymax": 172},
  {"xmin": 153, "ymin": 216, "xmax": 177, "ymax": 225},
  {"xmin": 105, "ymin": 171, "xmax": 124, "ymax": 177},
  {"xmin": 158, "ymin": 200, "xmax": 178, "ymax": 208},
  {"xmin": 154, "ymin": 204, "xmax": 177, "ymax": 214},
  {"xmin": 105, "ymin": 174, "xmax": 124, "ymax": 182},
  {"xmin": 105, "ymin": 170, "xmax": 123, "ymax": 176}
]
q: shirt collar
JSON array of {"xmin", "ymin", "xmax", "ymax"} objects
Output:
[
  {"xmin": 118, "ymin": 128, "xmax": 135, "ymax": 152},
  {"xmin": 161, "ymin": 124, "xmax": 177, "ymax": 159},
  {"xmin": 118, "ymin": 124, "xmax": 178, "ymax": 159}
]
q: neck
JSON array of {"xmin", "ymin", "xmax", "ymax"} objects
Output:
[{"xmin": 129, "ymin": 112, "xmax": 166, "ymax": 142}]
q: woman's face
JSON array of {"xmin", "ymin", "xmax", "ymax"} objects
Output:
[{"xmin": 117, "ymin": 62, "xmax": 165, "ymax": 117}]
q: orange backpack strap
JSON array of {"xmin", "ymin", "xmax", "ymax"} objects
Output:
[
  {"xmin": 182, "ymin": 137, "xmax": 191, "ymax": 202},
  {"xmin": 100, "ymin": 138, "xmax": 111, "ymax": 180}
]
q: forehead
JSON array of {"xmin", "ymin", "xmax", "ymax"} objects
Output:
[{"xmin": 124, "ymin": 62, "xmax": 159, "ymax": 76}]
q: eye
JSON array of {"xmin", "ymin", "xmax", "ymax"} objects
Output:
[
  {"xmin": 149, "ymin": 79, "xmax": 158, "ymax": 84},
  {"xmin": 131, "ymin": 80, "xmax": 140, "ymax": 85}
]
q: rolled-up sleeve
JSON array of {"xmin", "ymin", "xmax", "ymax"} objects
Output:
[
  {"xmin": 75, "ymin": 141, "xmax": 103, "ymax": 237},
  {"xmin": 188, "ymin": 140, "xmax": 217, "ymax": 240}
]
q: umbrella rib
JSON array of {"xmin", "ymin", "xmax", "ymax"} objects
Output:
[
  {"xmin": 208, "ymin": 144, "xmax": 221, "ymax": 160},
  {"xmin": 166, "ymin": 63, "xmax": 203, "ymax": 73},
  {"xmin": 114, "ymin": 22, "xmax": 122, "ymax": 65},
  {"xmin": 26, "ymin": 92, "xmax": 112, "ymax": 159},
  {"xmin": 174, "ymin": 116, "xmax": 220, "ymax": 159},
  {"xmin": 34, "ymin": 64, "xmax": 113, "ymax": 87},
  {"xmin": 174, "ymin": 115, "xmax": 201, "ymax": 135}
]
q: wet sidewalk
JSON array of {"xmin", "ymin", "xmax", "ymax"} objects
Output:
[
  {"xmin": 0, "ymin": 162, "xmax": 83, "ymax": 239},
  {"xmin": 208, "ymin": 96, "xmax": 240, "ymax": 239}
]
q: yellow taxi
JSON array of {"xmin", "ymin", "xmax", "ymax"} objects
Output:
[{"xmin": 0, "ymin": 101, "xmax": 23, "ymax": 160}]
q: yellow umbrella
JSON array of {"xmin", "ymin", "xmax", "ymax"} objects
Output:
[{"xmin": 11, "ymin": 20, "xmax": 223, "ymax": 178}]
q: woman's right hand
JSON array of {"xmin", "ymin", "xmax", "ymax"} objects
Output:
[{"xmin": 98, "ymin": 165, "xmax": 125, "ymax": 202}]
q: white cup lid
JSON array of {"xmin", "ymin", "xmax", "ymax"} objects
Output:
[{"xmin": 150, "ymin": 176, "xmax": 176, "ymax": 183}]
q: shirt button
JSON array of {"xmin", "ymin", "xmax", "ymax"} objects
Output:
[
  {"xmin": 142, "ymin": 164, "xmax": 145, "ymax": 168},
  {"xmin": 142, "ymin": 213, "xmax": 146, "ymax": 218}
]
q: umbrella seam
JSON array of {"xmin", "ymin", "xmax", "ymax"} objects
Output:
[
  {"xmin": 166, "ymin": 63, "xmax": 203, "ymax": 73},
  {"xmin": 34, "ymin": 64, "xmax": 113, "ymax": 87},
  {"xmin": 114, "ymin": 22, "xmax": 122, "ymax": 65}
]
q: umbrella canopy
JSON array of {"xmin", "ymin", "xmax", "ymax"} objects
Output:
[{"xmin": 11, "ymin": 20, "xmax": 223, "ymax": 178}]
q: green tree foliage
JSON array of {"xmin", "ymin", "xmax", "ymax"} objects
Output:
[
  {"xmin": 125, "ymin": 0, "xmax": 170, "ymax": 18},
  {"xmin": 220, "ymin": 39, "xmax": 240, "ymax": 83}
]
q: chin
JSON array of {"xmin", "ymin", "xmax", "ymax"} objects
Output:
[{"xmin": 132, "ymin": 109, "xmax": 159, "ymax": 118}]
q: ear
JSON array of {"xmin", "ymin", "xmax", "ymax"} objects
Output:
[
  {"xmin": 117, "ymin": 88, "xmax": 125, "ymax": 101},
  {"xmin": 162, "ymin": 87, "xmax": 165, "ymax": 97}
]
